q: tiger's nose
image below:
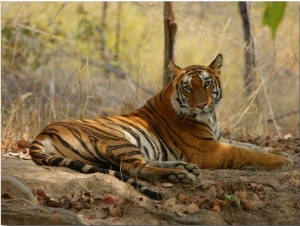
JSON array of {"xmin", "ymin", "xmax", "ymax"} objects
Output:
[{"xmin": 196, "ymin": 102, "xmax": 207, "ymax": 109}]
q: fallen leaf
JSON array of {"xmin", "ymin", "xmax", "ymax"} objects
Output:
[
  {"xmin": 34, "ymin": 189, "xmax": 51, "ymax": 204},
  {"xmin": 240, "ymin": 199, "xmax": 261, "ymax": 211},
  {"xmin": 294, "ymin": 202, "xmax": 300, "ymax": 209},
  {"xmin": 177, "ymin": 194, "xmax": 188, "ymax": 204},
  {"xmin": 164, "ymin": 197, "xmax": 177, "ymax": 207},
  {"xmin": 197, "ymin": 197, "xmax": 207, "ymax": 208},
  {"xmin": 188, "ymin": 195, "xmax": 199, "ymax": 204},
  {"xmin": 238, "ymin": 191, "xmax": 248, "ymax": 200},
  {"xmin": 101, "ymin": 195, "xmax": 116, "ymax": 207},
  {"xmin": 187, "ymin": 203, "xmax": 200, "ymax": 213},
  {"xmin": 173, "ymin": 205, "xmax": 187, "ymax": 218},
  {"xmin": 206, "ymin": 186, "xmax": 217, "ymax": 201},
  {"xmin": 225, "ymin": 193, "xmax": 242, "ymax": 210},
  {"xmin": 200, "ymin": 180, "xmax": 215, "ymax": 189},
  {"xmin": 284, "ymin": 134, "xmax": 292, "ymax": 139},
  {"xmin": 170, "ymin": 204, "xmax": 186, "ymax": 214},
  {"xmin": 212, "ymin": 200, "xmax": 220, "ymax": 212},
  {"xmin": 162, "ymin": 182, "xmax": 173, "ymax": 188},
  {"xmin": 216, "ymin": 185, "xmax": 224, "ymax": 199},
  {"xmin": 215, "ymin": 199, "xmax": 230, "ymax": 207},
  {"xmin": 215, "ymin": 180, "xmax": 225, "ymax": 186},
  {"xmin": 241, "ymin": 193, "xmax": 262, "ymax": 211}
]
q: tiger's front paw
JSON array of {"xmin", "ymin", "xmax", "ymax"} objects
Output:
[
  {"xmin": 167, "ymin": 170, "xmax": 197, "ymax": 184},
  {"xmin": 261, "ymin": 148, "xmax": 294, "ymax": 170},
  {"xmin": 174, "ymin": 162, "xmax": 201, "ymax": 177},
  {"xmin": 261, "ymin": 147, "xmax": 289, "ymax": 157},
  {"xmin": 265, "ymin": 154, "xmax": 294, "ymax": 170},
  {"xmin": 276, "ymin": 157, "xmax": 293, "ymax": 170}
]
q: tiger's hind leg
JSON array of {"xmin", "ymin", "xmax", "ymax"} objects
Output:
[{"xmin": 30, "ymin": 153, "xmax": 164, "ymax": 200}]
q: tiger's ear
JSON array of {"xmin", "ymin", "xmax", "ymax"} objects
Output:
[
  {"xmin": 209, "ymin": 54, "xmax": 223, "ymax": 71},
  {"xmin": 168, "ymin": 60, "xmax": 182, "ymax": 80}
]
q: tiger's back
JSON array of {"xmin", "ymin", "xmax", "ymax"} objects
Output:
[{"xmin": 29, "ymin": 54, "xmax": 292, "ymax": 200}]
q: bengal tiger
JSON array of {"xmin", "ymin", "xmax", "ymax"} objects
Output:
[{"xmin": 29, "ymin": 54, "xmax": 292, "ymax": 200}]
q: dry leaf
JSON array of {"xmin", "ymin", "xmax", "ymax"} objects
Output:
[
  {"xmin": 206, "ymin": 186, "xmax": 217, "ymax": 201},
  {"xmin": 34, "ymin": 189, "xmax": 51, "ymax": 204},
  {"xmin": 241, "ymin": 199, "xmax": 261, "ymax": 211},
  {"xmin": 241, "ymin": 193, "xmax": 261, "ymax": 211},
  {"xmin": 200, "ymin": 179, "xmax": 214, "ymax": 189},
  {"xmin": 215, "ymin": 180, "xmax": 225, "ymax": 186},
  {"xmin": 187, "ymin": 203, "xmax": 200, "ymax": 213},
  {"xmin": 215, "ymin": 199, "xmax": 230, "ymax": 207},
  {"xmin": 173, "ymin": 206, "xmax": 187, "ymax": 218},
  {"xmin": 212, "ymin": 201, "xmax": 220, "ymax": 212},
  {"xmin": 101, "ymin": 195, "xmax": 116, "ymax": 208},
  {"xmin": 177, "ymin": 194, "xmax": 188, "ymax": 204},
  {"xmin": 197, "ymin": 197, "xmax": 207, "ymax": 208},
  {"xmin": 170, "ymin": 204, "xmax": 186, "ymax": 214},
  {"xmin": 164, "ymin": 197, "xmax": 177, "ymax": 207},
  {"xmin": 216, "ymin": 185, "xmax": 224, "ymax": 198},
  {"xmin": 238, "ymin": 191, "xmax": 248, "ymax": 200},
  {"xmin": 188, "ymin": 195, "xmax": 199, "ymax": 204},
  {"xmin": 162, "ymin": 182, "xmax": 173, "ymax": 188}
]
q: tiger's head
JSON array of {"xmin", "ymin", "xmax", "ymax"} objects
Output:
[{"xmin": 168, "ymin": 54, "xmax": 223, "ymax": 121}]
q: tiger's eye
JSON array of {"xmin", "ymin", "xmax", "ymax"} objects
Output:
[
  {"xmin": 204, "ymin": 81, "xmax": 211, "ymax": 88},
  {"xmin": 183, "ymin": 85, "xmax": 192, "ymax": 92}
]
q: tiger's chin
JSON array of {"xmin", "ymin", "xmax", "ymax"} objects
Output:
[{"xmin": 195, "ymin": 112, "xmax": 214, "ymax": 122}]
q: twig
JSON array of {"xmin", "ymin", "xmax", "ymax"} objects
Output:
[
  {"xmin": 261, "ymin": 183, "xmax": 278, "ymax": 191},
  {"xmin": 48, "ymin": 2, "xmax": 66, "ymax": 27},
  {"xmin": 266, "ymin": 110, "xmax": 299, "ymax": 123},
  {"xmin": 137, "ymin": 205, "xmax": 203, "ymax": 225},
  {"xmin": 241, "ymin": 109, "xmax": 299, "ymax": 129}
]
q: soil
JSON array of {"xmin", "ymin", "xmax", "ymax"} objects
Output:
[{"xmin": 1, "ymin": 137, "xmax": 300, "ymax": 225}]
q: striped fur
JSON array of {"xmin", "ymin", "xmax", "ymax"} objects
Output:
[{"xmin": 29, "ymin": 54, "xmax": 292, "ymax": 200}]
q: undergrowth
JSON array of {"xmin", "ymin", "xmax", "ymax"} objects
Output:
[{"xmin": 1, "ymin": 2, "xmax": 299, "ymax": 146}]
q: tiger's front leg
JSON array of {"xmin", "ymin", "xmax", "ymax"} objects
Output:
[
  {"xmin": 188, "ymin": 140, "xmax": 293, "ymax": 170},
  {"xmin": 221, "ymin": 138, "xmax": 289, "ymax": 157},
  {"xmin": 119, "ymin": 157, "xmax": 200, "ymax": 184}
]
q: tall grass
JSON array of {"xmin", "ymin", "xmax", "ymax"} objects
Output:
[{"xmin": 1, "ymin": 2, "xmax": 299, "ymax": 148}]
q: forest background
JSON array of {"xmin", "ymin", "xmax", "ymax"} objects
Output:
[{"xmin": 1, "ymin": 2, "xmax": 299, "ymax": 144}]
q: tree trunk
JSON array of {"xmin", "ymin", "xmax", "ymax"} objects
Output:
[
  {"xmin": 238, "ymin": 2, "xmax": 257, "ymax": 100},
  {"xmin": 163, "ymin": 2, "xmax": 177, "ymax": 86},
  {"xmin": 100, "ymin": 2, "xmax": 109, "ymax": 75}
]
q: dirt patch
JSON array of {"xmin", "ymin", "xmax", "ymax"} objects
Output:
[{"xmin": 2, "ymin": 152, "xmax": 299, "ymax": 225}]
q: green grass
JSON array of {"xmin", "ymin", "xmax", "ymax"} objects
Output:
[{"xmin": 1, "ymin": 2, "xmax": 299, "ymax": 146}]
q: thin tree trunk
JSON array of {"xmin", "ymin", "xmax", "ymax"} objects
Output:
[
  {"xmin": 238, "ymin": 2, "xmax": 257, "ymax": 100},
  {"xmin": 100, "ymin": 2, "xmax": 109, "ymax": 75},
  {"xmin": 163, "ymin": 2, "xmax": 177, "ymax": 86},
  {"xmin": 114, "ymin": 2, "xmax": 122, "ymax": 61}
]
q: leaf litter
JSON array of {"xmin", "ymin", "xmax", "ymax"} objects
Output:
[{"xmin": 2, "ymin": 133, "xmax": 299, "ymax": 224}]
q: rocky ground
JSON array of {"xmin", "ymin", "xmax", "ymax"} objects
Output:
[{"xmin": 1, "ymin": 135, "xmax": 300, "ymax": 225}]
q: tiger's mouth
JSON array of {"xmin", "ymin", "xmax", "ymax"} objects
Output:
[{"xmin": 192, "ymin": 102, "xmax": 214, "ymax": 113}]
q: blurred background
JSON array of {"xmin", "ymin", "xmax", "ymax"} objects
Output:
[{"xmin": 1, "ymin": 2, "xmax": 299, "ymax": 142}]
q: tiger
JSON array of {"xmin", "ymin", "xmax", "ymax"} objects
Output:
[{"xmin": 29, "ymin": 54, "xmax": 292, "ymax": 200}]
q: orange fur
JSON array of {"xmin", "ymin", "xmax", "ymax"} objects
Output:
[{"xmin": 29, "ymin": 54, "xmax": 292, "ymax": 199}]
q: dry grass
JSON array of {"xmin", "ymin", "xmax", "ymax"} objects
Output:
[{"xmin": 1, "ymin": 2, "xmax": 299, "ymax": 145}]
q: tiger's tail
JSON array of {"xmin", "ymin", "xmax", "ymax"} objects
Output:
[{"xmin": 29, "ymin": 142, "xmax": 164, "ymax": 200}]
